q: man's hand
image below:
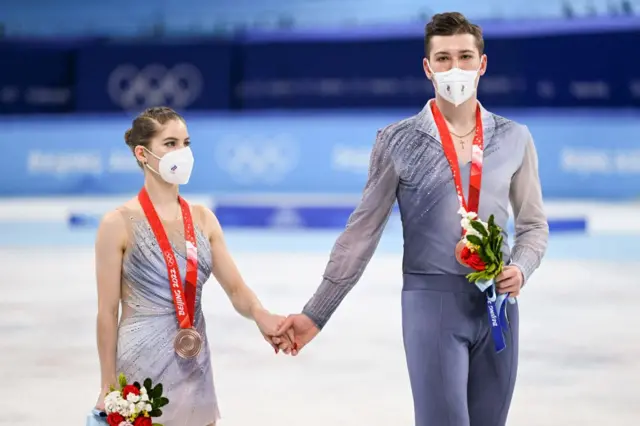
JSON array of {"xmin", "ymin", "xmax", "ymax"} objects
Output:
[
  {"xmin": 495, "ymin": 265, "xmax": 524, "ymax": 297},
  {"xmin": 253, "ymin": 309, "xmax": 294, "ymax": 354},
  {"xmin": 272, "ymin": 314, "xmax": 320, "ymax": 356}
]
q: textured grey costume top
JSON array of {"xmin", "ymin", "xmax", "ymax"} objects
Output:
[
  {"xmin": 302, "ymin": 100, "xmax": 549, "ymax": 329},
  {"xmin": 115, "ymin": 205, "xmax": 220, "ymax": 425}
]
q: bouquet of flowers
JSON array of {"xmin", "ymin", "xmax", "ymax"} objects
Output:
[
  {"xmin": 102, "ymin": 373, "xmax": 169, "ymax": 426},
  {"xmin": 456, "ymin": 208, "xmax": 504, "ymax": 283},
  {"xmin": 456, "ymin": 208, "xmax": 515, "ymax": 353}
]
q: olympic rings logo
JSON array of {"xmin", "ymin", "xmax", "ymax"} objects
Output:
[
  {"xmin": 107, "ymin": 63, "xmax": 203, "ymax": 110},
  {"xmin": 214, "ymin": 135, "xmax": 300, "ymax": 185}
]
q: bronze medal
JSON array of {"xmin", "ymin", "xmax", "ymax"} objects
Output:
[{"xmin": 174, "ymin": 328, "xmax": 203, "ymax": 359}]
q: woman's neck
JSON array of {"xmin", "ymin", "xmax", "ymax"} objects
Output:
[{"xmin": 143, "ymin": 173, "xmax": 179, "ymax": 209}]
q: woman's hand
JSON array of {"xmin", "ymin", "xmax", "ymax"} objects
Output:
[{"xmin": 253, "ymin": 309, "xmax": 295, "ymax": 354}]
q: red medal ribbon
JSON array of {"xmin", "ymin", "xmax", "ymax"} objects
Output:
[
  {"xmin": 431, "ymin": 101, "xmax": 484, "ymax": 227},
  {"xmin": 138, "ymin": 187, "xmax": 198, "ymax": 329}
]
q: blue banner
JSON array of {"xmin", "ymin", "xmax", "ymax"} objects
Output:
[
  {"xmin": 1, "ymin": 110, "xmax": 639, "ymax": 200},
  {"xmin": 0, "ymin": 40, "xmax": 78, "ymax": 114},
  {"xmin": 74, "ymin": 41, "xmax": 234, "ymax": 112},
  {"xmin": 238, "ymin": 30, "xmax": 640, "ymax": 109},
  {"xmin": 1, "ymin": 22, "xmax": 639, "ymax": 114}
]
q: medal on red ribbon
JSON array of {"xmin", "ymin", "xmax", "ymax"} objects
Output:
[
  {"xmin": 138, "ymin": 187, "xmax": 202, "ymax": 359},
  {"xmin": 430, "ymin": 100, "xmax": 484, "ymax": 262},
  {"xmin": 431, "ymin": 101, "xmax": 511, "ymax": 353}
]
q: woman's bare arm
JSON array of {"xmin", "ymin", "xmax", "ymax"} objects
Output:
[{"xmin": 95, "ymin": 210, "xmax": 127, "ymax": 390}]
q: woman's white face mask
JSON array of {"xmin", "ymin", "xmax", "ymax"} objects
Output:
[
  {"xmin": 428, "ymin": 61, "xmax": 482, "ymax": 107},
  {"xmin": 144, "ymin": 146, "xmax": 194, "ymax": 185}
]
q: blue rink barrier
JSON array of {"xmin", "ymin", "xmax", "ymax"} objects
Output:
[{"xmin": 67, "ymin": 204, "xmax": 587, "ymax": 233}]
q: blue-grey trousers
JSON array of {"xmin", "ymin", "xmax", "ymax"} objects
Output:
[{"xmin": 402, "ymin": 274, "xmax": 519, "ymax": 426}]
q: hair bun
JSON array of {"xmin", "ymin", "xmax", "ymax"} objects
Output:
[{"xmin": 124, "ymin": 129, "xmax": 132, "ymax": 145}]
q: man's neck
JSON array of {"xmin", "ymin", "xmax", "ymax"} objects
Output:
[{"xmin": 434, "ymin": 96, "xmax": 478, "ymax": 130}]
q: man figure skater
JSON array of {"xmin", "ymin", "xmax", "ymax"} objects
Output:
[{"xmin": 274, "ymin": 12, "xmax": 549, "ymax": 426}]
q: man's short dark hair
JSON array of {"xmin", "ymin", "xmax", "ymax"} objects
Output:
[{"xmin": 424, "ymin": 12, "xmax": 484, "ymax": 58}]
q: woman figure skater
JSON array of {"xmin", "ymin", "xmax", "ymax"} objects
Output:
[{"xmin": 92, "ymin": 106, "xmax": 291, "ymax": 426}]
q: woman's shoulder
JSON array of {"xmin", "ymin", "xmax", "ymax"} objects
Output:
[
  {"xmin": 187, "ymin": 202, "xmax": 223, "ymax": 237},
  {"xmin": 98, "ymin": 198, "xmax": 141, "ymax": 237},
  {"xmin": 95, "ymin": 203, "xmax": 134, "ymax": 251}
]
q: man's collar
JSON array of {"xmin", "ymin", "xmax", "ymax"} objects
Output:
[{"xmin": 415, "ymin": 98, "xmax": 496, "ymax": 144}]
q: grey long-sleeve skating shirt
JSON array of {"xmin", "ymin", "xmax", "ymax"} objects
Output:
[{"xmin": 302, "ymin": 100, "xmax": 549, "ymax": 330}]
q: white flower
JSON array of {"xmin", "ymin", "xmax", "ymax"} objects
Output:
[
  {"xmin": 126, "ymin": 392, "xmax": 140, "ymax": 403},
  {"xmin": 111, "ymin": 397, "xmax": 134, "ymax": 417},
  {"xmin": 146, "ymin": 403, "xmax": 152, "ymax": 412},
  {"xmin": 104, "ymin": 392, "xmax": 126, "ymax": 414},
  {"xmin": 119, "ymin": 422, "xmax": 133, "ymax": 426},
  {"xmin": 136, "ymin": 400, "xmax": 149, "ymax": 413},
  {"xmin": 458, "ymin": 206, "xmax": 477, "ymax": 220},
  {"xmin": 140, "ymin": 393, "xmax": 149, "ymax": 402}
]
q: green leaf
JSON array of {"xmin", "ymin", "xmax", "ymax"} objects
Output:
[
  {"xmin": 486, "ymin": 263, "xmax": 496, "ymax": 273},
  {"xmin": 143, "ymin": 378, "xmax": 153, "ymax": 392},
  {"xmin": 151, "ymin": 383, "xmax": 163, "ymax": 399},
  {"xmin": 470, "ymin": 220, "xmax": 488, "ymax": 237},
  {"xmin": 152, "ymin": 424, "xmax": 163, "ymax": 426},
  {"xmin": 118, "ymin": 373, "xmax": 127, "ymax": 389},
  {"xmin": 476, "ymin": 247, "xmax": 491, "ymax": 264},
  {"xmin": 466, "ymin": 271, "xmax": 487, "ymax": 282},
  {"xmin": 156, "ymin": 397, "xmax": 169, "ymax": 407},
  {"xmin": 466, "ymin": 235, "xmax": 483, "ymax": 247},
  {"xmin": 484, "ymin": 244, "xmax": 497, "ymax": 263},
  {"xmin": 488, "ymin": 214, "xmax": 495, "ymax": 229},
  {"xmin": 133, "ymin": 381, "xmax": 141, "ymax": 389},
  {"xmin": 492, "ymin": 235, "xmax": 503, "ymax": 255},
  {"xmin": 150, "ymin": 409, "xmax": 163, "ymax": 417}
]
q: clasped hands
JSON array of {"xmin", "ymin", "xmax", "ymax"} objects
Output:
[{"xmin": 254, "ymin": 310, "xmax": 319, "ymax": 356}]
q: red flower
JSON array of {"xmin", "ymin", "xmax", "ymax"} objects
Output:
[
  {"xmin": 134, "ymin": 417, "xmax": 153, "ymax": 426},
  {"xmin": 460, "ymin": 246, "xmax": 486, "ymax": 271},
  {"xmin": 122, "ymin": 384, "xmax": 140, "ymax": 400},
  {"xmin": 106, "ymin": 413, "xmax": 124, "ymax": 426}
]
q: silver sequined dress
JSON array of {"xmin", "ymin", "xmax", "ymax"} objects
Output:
[{"xmin": 115, "ymin": 206, "xmax": 220, "ymax": 426}]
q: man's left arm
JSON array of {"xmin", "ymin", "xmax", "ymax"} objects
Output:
[{"xmin": 508, "ymin": 127, "xmax": 550, "ymax": 284}]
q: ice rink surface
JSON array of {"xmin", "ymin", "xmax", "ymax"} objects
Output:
[{"xmin": 1, "ymin": 224, "xmax": 639, "ymax": 426}]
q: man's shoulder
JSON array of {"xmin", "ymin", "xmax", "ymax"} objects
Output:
[
  {"xmin": 376, "ymin": 114, "xmax": 420, "ymax": 146},
  {"xmin": 491, "ymin": 112, "xmax": 531, "ymax": 139},
  {"xmin": 491, "ymin": 112, "xmax": 529, "ymax": 134}
]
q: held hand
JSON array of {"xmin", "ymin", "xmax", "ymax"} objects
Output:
[
  {"xmin": 254, "ymin": 310, "xmax": 294, "ymax": 354},
  {"xmin": 94, "ymin": 385, "xmax": 111, "ymax": 411},
  {"xmin": 495, "ymin": 265, "xmax": 524, "ymax": 297},
  {"xmin": 273, "ymin": 314, "xmax": 320, "ymax": 356}
]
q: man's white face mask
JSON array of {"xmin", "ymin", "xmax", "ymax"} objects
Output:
[
  {"xmin": 428, "ymin": 61, "xmax": 482, "ymax": 107},
  {"xmin": 144, "ymin": 146, "xmax": 194, "ymax": 185}
]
